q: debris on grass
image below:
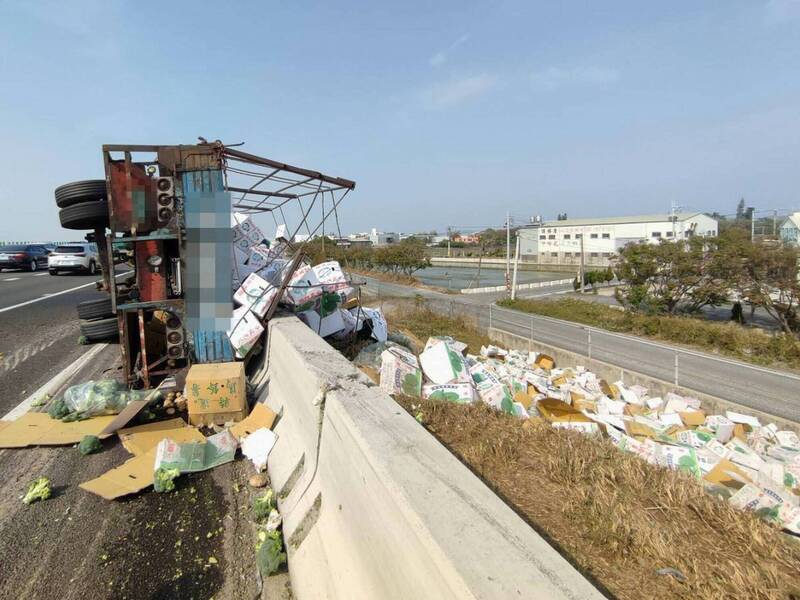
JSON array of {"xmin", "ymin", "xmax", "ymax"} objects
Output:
[{"xmin": 381, "ymin": 307, "xmax": 800, "ymax": 599}]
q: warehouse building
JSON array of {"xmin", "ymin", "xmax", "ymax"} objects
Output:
[{"xmin": 518, "ymin": 212, "xmax": 718, "ymax": 267}]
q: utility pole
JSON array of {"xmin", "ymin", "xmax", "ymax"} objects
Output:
[
  {"xmin": 511, "ymin": 234, "xmax": 520, "ymax": 300},
  {"xmin": 505, "ymin": 211, "xmax": 511, "ymax": 292},
  {"xmin": 446, "ymin": 226, "xmax": 451, "ymax": 258},
  {"xmin": 751, "ymin": 207, "xmax": 755, "ymax": 242},
  {"xmin": 579, "ymin": 234, "xmax": 585, "ymax": 294},
  {"xmin": 670, "ymin": 199, "xmax": 677, "ymax": 239}
]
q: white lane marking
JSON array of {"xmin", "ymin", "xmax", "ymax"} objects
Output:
[
  {"xmin": 1, "ymin": 277, "xmax": 20, "ymax": 282},
  {"xmin": 2, "ymin": 343, "xmax": 108, "ymax": 420},
  {"xmin": 33, "ymin": 272, "xmax": 49, "ymax": 277},
  {"xmin": 0, "ymin": 271, "xmax": 132, "ymax": 314}
]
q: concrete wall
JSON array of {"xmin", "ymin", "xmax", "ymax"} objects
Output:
[
  {"xmin": 262, "ymin": 316, "xmax": 604, "ymax": 600},
  {"xmin": 488, "ymin": 327, "xmax": 800, "ymax": 435}
]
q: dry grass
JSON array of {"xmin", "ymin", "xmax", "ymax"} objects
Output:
[
  {"xmin": 387, "ymin": 307, "xmax": 800, "ymax": 599},
  {"xmin": 500, "ymin": 298, "xmax": 800, "ymax": 371},
  {"xmin": 395, "ymin": 397, "xmax": 800, "ymax": 600},
  {"xmin": 386, "ymin": 302, "xmax": 492, "ymax": 355}
]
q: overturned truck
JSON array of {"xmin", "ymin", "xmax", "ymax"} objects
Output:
[{"xmin": 56, "ymin": 141, "xmax": 356, "ymax": 388}]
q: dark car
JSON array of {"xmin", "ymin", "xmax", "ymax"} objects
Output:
[{"xmin": 0, "ymin": 244, "xmax": 50, "ymax": 272}]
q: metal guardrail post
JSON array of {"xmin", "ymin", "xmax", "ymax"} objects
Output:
[
  {"xmin": 587, "ymin": 329, "xmax": 592, "ymax": 360},
  {"xmin": 674, "ymin": 352, "xmax": 679, "ymax": 385}
]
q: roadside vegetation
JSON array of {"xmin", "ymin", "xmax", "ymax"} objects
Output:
[
  {"xmin": 386, "ymin": 308, "xmax": 800, "ymax": 600},
  {"xmin": 305, "ymin": 236, "xmax": 431, "ymax": 277}
]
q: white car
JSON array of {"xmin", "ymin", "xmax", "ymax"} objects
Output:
[{"xmin": 48, "ymin": 243, "xmax": 99, "ymax": 275}]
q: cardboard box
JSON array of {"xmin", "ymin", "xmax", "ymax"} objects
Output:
[
  {"xmin": 420, "ymin": 339, "xmax": 470, "ymax": 385},
  {"xmin": 422, "ymin": 383, "xmax": 475, "ymax": 403},
  {"xmin": 534, "ymin": 353, "xmax": 555, "ymax": 370},
  {"xmin": 379, "ymin": 347, "xmax": 422, "ymax": 397},
  {"xmin": 185, "ymin": 362, "xmax": 247, "ymax": 426},
  {"xmin": 227, "ymin": 305, "xmax": 265, "ymax": 359},
  {"xmin": 678, "ymin": 410, "xmax": 706, "ymax": 427},
  {"xmin": 234, "ymin": 272, "xmax": 279, "ymax": 319}
]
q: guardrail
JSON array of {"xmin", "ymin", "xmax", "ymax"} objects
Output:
[{"xmin": 461, "ymin": 277, "xmax": 573, "ymax": 294}]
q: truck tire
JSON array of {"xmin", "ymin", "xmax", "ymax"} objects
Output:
[
  {"xmin": 59, "ymin": 200, "xmax": 109, "ymax": 230},
  {"xmin": 55, "ymin": 180, "xmax": 107, "ymax": 208},
  {"xmin": 77, "ymin": 297, "xmax": 114, "ymax": 320},
  {"xmin": 79, "ymin": 317, "xmax": 118, "ymax": 341}
]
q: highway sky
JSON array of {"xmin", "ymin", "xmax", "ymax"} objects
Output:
[{"xmin": 1, "ymin": 0, "xmax": 799, "ymax": 241}]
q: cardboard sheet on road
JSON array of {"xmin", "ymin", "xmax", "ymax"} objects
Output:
[
  {"xmin": 0, "ymin": 413, "xmax": 117, "ymax": 448},
  {"xmin": 118, "ymin": 418, "xmax": 204, "ymax": 456},
  {"xmin": 229, "ymin": 402, "xmax": 277, "ymax": 440},
  {"xmin": 80, "ymin": 449, "xmax": 158, "ymax": 500}
]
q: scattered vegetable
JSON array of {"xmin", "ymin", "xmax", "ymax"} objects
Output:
[
  {"xmin": 153, "ymin": 467, "xmax": 181, "ymax": 493},
  {"xmin": 252, "ymin": 489, "xmax": 275, "ymax": 522},
  {"xmin": 255, "ymin": 530, "xmax": 286, "ymax": 577},
  {"xmin": 78, "ymin": 435, "xmax": 102, "ymax": 455},
  {"xmin": 23, "ymin": 477, "xmax": 51, "ymax": 505}
]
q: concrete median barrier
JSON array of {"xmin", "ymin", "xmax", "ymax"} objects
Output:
[{"xmin": 262, "ymin": 315, "xmax": 604, "ymax": 599}]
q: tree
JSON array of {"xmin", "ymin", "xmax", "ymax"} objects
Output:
[
  {"xmin": 614, "ymin": 239, "xmax": 727, "ymax": 314},
  {"xmin": 713, "ymin": 229, "xmax": 800, "ymax": 336}
]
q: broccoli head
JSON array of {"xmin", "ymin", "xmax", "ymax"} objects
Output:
[
  {"xmin": 23, "ymin": 477, "xmax": 51, "ymax": 505},
  {"xmin": 153, "ymin": 467, "xmax": 181, "ymax": 493},
  {"xmin": 78, "ymin": 435, "xmax": 102, "ymax": 456},
  {"xmin": 252, "ymin": 489, "xmax": 275, "ymax": 523},
  {"xmin": 255, "ymin": 529, "xmax": 286, "ymax": 577}
]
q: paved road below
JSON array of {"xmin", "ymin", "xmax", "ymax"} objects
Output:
[{"xmin": 361, "ymin": 275, "xmax": 800, "ymax": 424}]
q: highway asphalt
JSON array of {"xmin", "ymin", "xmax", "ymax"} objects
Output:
[
  {"xmin": 359, "ymin": 274, "xmax": 800, "ymax": 424},
  {"xmin": 0, "ymin": 268, "xmax": 263, "ymax": 600}
]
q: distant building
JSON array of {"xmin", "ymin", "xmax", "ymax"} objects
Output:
[
  {"xmin": 369, "ymin": 228, "xmax": 398, "ymax": 246},
  {"xmin": 779, "ymin": 212, "xmax": 800, "ymax": 246},
  {"xmin": 453, "ymin": 233, "xmax": 480, "ymax": 244},
  {"xmin": 518, "ymin": 212, "xmax": 719, "ymax": 267}
]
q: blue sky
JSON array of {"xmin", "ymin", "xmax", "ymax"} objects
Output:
[{"xmin": 1, "ymin": 0, "xmax": 799, "ymax": 241}]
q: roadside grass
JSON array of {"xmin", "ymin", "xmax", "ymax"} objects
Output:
[
  {"xmin": 386, "ymin": 307, "xmax": 800, "ymax": 599},
  {"xmin": 499, "ymin": 297, "xmax": 800, "ymax": 371},
  {"xmin": 393, "ymin": 395, "xmax": 800, "ymax": 600},
  {"xmin": 385, "ymin": 302, "xmax": 492, "ymax": 355}
]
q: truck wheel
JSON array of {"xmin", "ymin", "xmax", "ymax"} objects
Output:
[
  {"xmin": 59, "ymin": 200, "xmax": 109, "ymax": 230},
  {"xmin": 79, "ymin": 316, "xmax": 118, "ymax": 341},
  {"xmin": 55, "ymin": 180, "xmax": 107, "ymax": 208},
  {"xmin": 77, "ymin": 297, "xmax": 114, "ymax": 320}
]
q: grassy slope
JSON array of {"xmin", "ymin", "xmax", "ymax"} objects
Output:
[{"xmin": 387, "ymin": 306, "xmax": 800, "ymax": 600}]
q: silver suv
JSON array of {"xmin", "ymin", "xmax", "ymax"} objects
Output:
[{"xmin": 48, "ymin": 243, "xmax": 99, "ymax": 275}]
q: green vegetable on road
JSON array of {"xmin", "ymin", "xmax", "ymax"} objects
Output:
[
  {"xmin": 153, "ymin": 467, "xmax": 181, "ymax": 493},
  {"xmin": 23, "ymin": 477, "xmax": 51, "ymax": 505},
  {"xmin": 78, "ymin": 435, "xmax": 102, "ymax": 455},
  {"xmin": 253, "ymin": 489, "xmax": 275, "ymax": 523},
  {"xmin": 255, "ymin": 530, "xmax": 286, "ymax": 577}
]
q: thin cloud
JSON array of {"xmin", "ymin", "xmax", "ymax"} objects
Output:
[
  {"xmin": 418, "ymin": 74, "xmax": 495, "ymax": 109},
  {"xmin": 530, "ymin": 66, "xmax": 620, "ymax": 91},
  {"xmin": 764, "ymin": 0, "xmax": 800, "ymax": 24},
  {"xmin": 429, "ymin": 34, "xmax": 470, "ymax": 67}
]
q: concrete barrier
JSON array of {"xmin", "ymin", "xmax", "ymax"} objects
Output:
[
  {"xmin": 462, "ymin": 278, "xmax": 573, "ymax": 294},
  {"xmin": 262, "ymin": 315, "xmax": 604, "ymax": 599}
]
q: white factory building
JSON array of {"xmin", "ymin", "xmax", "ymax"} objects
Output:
[{"xmin": 518, "ymin": 212, "xmax": 719, "ymax": 267}]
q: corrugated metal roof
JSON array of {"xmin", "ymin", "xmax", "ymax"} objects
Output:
[{"xmin": 530, "ymin": 212, "xmax": 711, "ymax": 228}]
